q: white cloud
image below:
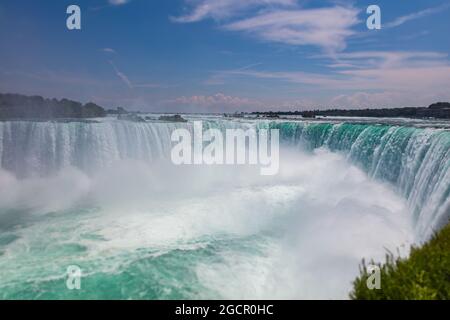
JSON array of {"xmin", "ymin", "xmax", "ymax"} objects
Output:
[
  {"xmin": 216, "ymin": 50, "xmax": 450, "ymax": 107},
  {"xmin": 385, "ymin": 3, "xmax": 450, "ymax": 28},
  {"xmin": 165, "ymin": 93, "xmax": 264, "ymax": 111},
  {"xmin": 330, "ymin": 92, "xmax": 415, "ymax": 108},
  {"xmin": 173, "ymin": 1, "xmax": 359, "ymax": 52},
  {"xmin": 224, "ymin": 7, "xmax": 359, "ymax": 52},
  {"xmin": 108, "ymin": 0, "xmax": 130, "ymax": 6},
  {"xmin": 110, "ymin": 61, "xmax": 133, "ymax": 88},
  {"xmin": 109, "ymin": 61, "xmax": 165, "ymax": 89},
  {"xmin": 327, "ymin": 51, "xmax": 448, "ymax": 69},
  {"xmin": 101, "ymin": 48, "xmax": 116, "ymax": 54},
  {"xmin": 226, "ymin": 51, "xmax": 450, "ymax": 87},
  {"xmin": 330, "ymin": 90, "xmax": 450, "ymax": 109},
  {"xmin": 171, "ymin": 0, "xmax": 296, "ymax": 23}
]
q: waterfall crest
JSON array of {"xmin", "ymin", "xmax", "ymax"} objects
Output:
[
  {"xmin": 0, "ymin": 119, "xmax": 448, "ymax": 240},
  {"xmin": 0, "ymin": 120, "xmax": 186, "ymax": 177},
  {"xmin": 270, "ymin": 121, "xmax": 450, "ymax": 240}
]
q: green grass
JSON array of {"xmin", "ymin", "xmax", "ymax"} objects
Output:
[{"xmin": 350, "ymin": 222, "xmax": 450, "ymax": 300}]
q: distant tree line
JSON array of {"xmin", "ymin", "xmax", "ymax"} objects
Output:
[
  {"xmin": 253, "ymin": 102, "xmax": 450, "ymax": 119},
  {"xmin": 106, "ymin": 107, "xmax": 128, "ymax": 115},
  {"xmin": 0, "ymin": 93, "xmax": 107, "ymax": 119}
]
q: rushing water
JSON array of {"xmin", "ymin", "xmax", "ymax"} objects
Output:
[{"xmin": 0, "ymin": 116, "xmax": 448, "ymax": 299}]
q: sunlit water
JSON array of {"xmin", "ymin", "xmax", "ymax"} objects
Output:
[{"xmin": 0, "ymin": 117, "xmax": 448, "ymax": 299}]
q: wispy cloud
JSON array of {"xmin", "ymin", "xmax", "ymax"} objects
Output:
[
  {"xmin": 327, "ymin": 51, "xmax": 448, "ymax": 69},
  {"xmin": 385, "ymin": 3, "xmax": 450, "ymax": 28},
  {"xmin": 330, "ymin": 91, "xmax": 418, "ymax": 108},
  {"xmin": 228, "ymin": 51, "xmax": 450, "ymax": 87},
  {"xmin": 165, "ymin": 93, "xmax": 264, "ymax": 111},
  {"xmin": 108, "ymin": 0, "xmax": 130, "ymax": 6},
  {"xmin": 110, "ymin": 61, "xmax": 133, "ymax": 88},
  {"xmin": 171, "ymin": 0, "xmax": 296, "ymax": 23},
  {"xmin": 90, "ymin": 0, "xmax": 130, "ymax": 11},
  {"xmin": 224, "ymin": 7, "xmax": 359, "ymax": 52},
  {"xmin": 173, "ymin": 1, "xmax": 359, "ymax": 52},
  {"xmin": 109, "ymin": 61, "xmax": 167, "ymax": 89},
  {"xmin": 205, "ymin": 63, "xmax": 263, "ymax": 85},
  {"xmin": 101, "ymin": 48, "xmax": 117, "ymax": 54},
  {"xmin": 213, "ymin": 51, "xmax": 450, "ymax": 107}
]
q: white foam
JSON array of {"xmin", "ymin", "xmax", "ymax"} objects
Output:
[{"xmin": 0, "ymin": 148, "xmax": 413, "ymax": 299}]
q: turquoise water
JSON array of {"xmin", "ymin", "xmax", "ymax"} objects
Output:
[
  {"xmin": 0, "ymin": 118, "xmax": 448, "ymax": 299},
  {"xmin": 270, "ymin": 121, "xmax": 450, "ymax": 238}
]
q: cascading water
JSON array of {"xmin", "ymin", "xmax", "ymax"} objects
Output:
[
  {"xmin": 269, "ymin": 121, "xmax": 450, "ymax": 241},
  {"xmin": 0, "ymin": 120, "xmax": 186, "ymax": 177},
  {"xmin": 0, "ymin": 116, "xmax": 448, "ymax": 299}
]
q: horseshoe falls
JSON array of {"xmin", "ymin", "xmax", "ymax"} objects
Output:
[
  {"xmin": 271, "ymin": 121, "xmax": 450, "ymax": 242},
  {"xmin": 0, "ymin": 117, "xmax": 449, "ymax": 299}
]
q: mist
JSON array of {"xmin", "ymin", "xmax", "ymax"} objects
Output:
[{"xmin": 0, "ymin": 147, "xmax": 413, "ymax": 299}]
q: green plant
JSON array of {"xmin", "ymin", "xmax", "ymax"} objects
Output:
[{"xmin": 350, "ymin": 222, "xmax": 450, "ymax": 300}]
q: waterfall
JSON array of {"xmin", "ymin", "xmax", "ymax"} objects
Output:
[
  {"xmin": 0, "ymin": 120, "xmax": 187, "ymax": 177},
  {"xmin": 0, "ymin": 118, "xmax": 448, "ymax": 240},
  {"xmin": 270, "ymin": 121, "xmax": 450, "ymax": 241}
]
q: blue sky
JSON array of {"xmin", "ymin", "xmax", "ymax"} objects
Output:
[{"xmin": 0, "ymin": 0, "xmax": 449, "ymax": 112}]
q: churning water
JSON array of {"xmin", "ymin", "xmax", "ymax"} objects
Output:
[{"xmin": 0, "ymin": 117, "xmax": 448, "ymax": 299}]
